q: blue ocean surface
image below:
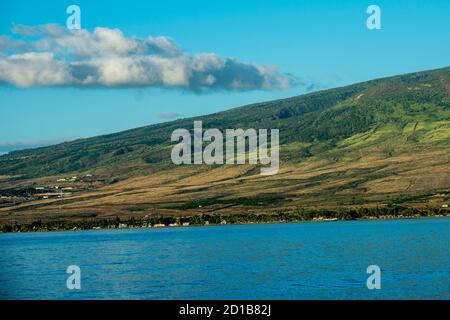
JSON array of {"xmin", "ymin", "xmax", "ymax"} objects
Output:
[{"xmin": 0, "ymin": 218, "xmax": 449, "ymax": 299}]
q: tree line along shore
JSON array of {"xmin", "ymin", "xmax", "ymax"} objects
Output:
[{"xmin": 0, "ymin": 206, "xmax": 448, "ymax": 233}]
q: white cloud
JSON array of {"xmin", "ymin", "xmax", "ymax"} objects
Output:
[
  {"xmin": 0, "ymin": 24, "xmax": 294, "ymax": 91},
  {"xmin": 0, "ymin": 52, "xmax": 71, "ymax": 87},
  {"xmin": 157, "ymin": 112, "xmax": 182, "ymax": 119}
]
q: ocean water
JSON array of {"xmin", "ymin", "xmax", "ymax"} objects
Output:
[{"xmin": 0, "ymin": 218, "xmax": 449, "ymax": 300}]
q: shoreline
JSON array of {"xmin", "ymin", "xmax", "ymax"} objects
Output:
[{"xmin": 0, "ymin": 210, "xmax": 448, "ymax": 234}]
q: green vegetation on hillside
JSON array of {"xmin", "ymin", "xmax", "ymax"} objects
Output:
[
  {"xmin": 1, "ymin": 67, "xmax": 448, "ymax": 179},
  {"xmin": 0, "ymin": 67, "xmax": 449, "ymax": 229}
]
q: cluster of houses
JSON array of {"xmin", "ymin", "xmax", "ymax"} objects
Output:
[
  {"xmin": 32, "ymin": 174, "xmax": 96, "ymax": 199},
  {"xmin": 116, "ymin": 220, "xmax": 227, "ymax": 229},
  {"xmin": 34, "ymin": 186, "xmax": 71, "ymax": 199},
  {"xmin": 56, "ymin": 174, "xmax": 93, "ymax": 183}
]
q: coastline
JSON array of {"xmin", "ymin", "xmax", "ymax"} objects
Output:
[{"xmin": 0, "ymin": 208, "xmax": 448, "ymax": 234}]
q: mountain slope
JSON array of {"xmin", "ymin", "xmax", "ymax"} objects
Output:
[
  {"xmin": 1, "ymin": 67, "xmax": 449, "ymax": 178},
  {"xmin": 0, "ymin": 67, "xmax": 449, "ymax": 224}
]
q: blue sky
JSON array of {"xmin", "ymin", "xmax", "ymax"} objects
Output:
[{"xmin": 0, "ymin": 0, "xmax": 449, "ymax": 153}]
